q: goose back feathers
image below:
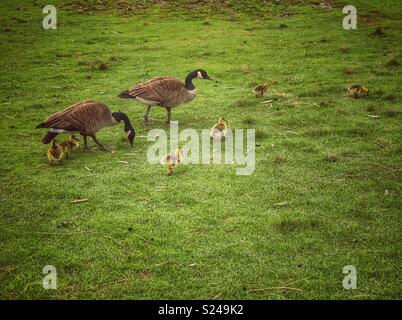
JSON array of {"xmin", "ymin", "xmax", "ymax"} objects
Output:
[
  {"xmin": 37, "ymin": 101, "xmax": 117, "ymax": 135},
  {"xmin": 118, "ymin": 70, "xmax": 213, "ymax": 124},
  {"xmin": 37, "ymin": 100, "xmax": 135, "ymax": 146},
  {"xmin": 119, "ymin": 76, "xmax": 197, "ymax": 108}
]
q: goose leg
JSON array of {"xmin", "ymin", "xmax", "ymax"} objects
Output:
[
  {"xmin": 82, "ymin": 135, "xmax": 95, "ymax": 152},
  {"xmin": 166, "ymin": 108, "xmax": 172, "ymax": 124},
  {"xmin": 144, "ymin": 106, "xmax": 151, "ymax": 124},
  {"xmin": 91, "ymin": 135, "xmax": 107, "ymax": 151},
  {"xmin": 82, "ymin": 135, "xmax": 89, "ymax": 150}
]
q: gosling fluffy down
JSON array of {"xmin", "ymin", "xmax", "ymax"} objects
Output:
[
  {"xmin": 254, "ymin": 83, "xmax": 268, "ymax": 96},
  {"xmin": 47, "ymin": 139, "xmax": 66, "ymax": 164},
  {"xmin": 210, "ymin": 117, "xmax": 228, "ymax": 140},
  {"xmin": 59, "ymin": 135, "xmax": 80, "ymax": 158},
  {"xmin": 348, "ymin": 84, "xmax": 369, "ymax": 98},
  {"xmin": 160, "ymin": 148, "xmax": 182, "ymax": 176}
]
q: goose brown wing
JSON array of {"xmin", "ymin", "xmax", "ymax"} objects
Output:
[
  {"xmin": 39, "ymin": 101, "xmax": 112, "ymax": 134},
  {"xmin": 126, "ymin": 77, "xmax": 186, "ymax": 106}
]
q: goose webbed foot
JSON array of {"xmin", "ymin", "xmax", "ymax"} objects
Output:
[
  {"xmin": 97, "ymin": 145, "xmax": 113, "ymax": 152},
  {"xmin": 101, "ymin": 146, "xmax": 116, "ymax": 153}
]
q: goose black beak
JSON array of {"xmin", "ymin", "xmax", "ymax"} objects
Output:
[{"xmin": 205, "ymin": 75, "xmax": 213, "ymax": 81}]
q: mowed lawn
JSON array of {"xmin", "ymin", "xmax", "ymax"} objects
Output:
[{"xmin": 0, "ymin": 0, "xmax": 401, "ymax": 299}]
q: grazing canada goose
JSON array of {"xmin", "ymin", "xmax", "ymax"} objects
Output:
[
  {"xmin": 160, "ymin": 148, "xmax": 182, "ymax": 176},
  {"xmin": 36, "ymin": 100, "xmax": 135, "ymax": 151},
  {"xmin": 119, "ymin": 69, "xmax": 213, "ymax": 124},
  {"xmin": 59, "ymin": 135, "xmax": 80, "ymax": 159},
  {"xmin": 348, "ymin": 84, "xmax": 369, "ymax": 98},
  {"xmin": 47, "ymin": 139, "xmax": 66, "ymax": 164},
  {"xmin": 254, "ymin": 83, "xmax": 268, "ymax": 97},
  {"xmin": 210, "ymin": 117, "xmax": 228, "ymax": 140}
]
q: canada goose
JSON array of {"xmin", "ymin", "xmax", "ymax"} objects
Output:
[
  {"xmin": 36, "ymin": 100, "xmax": 135, "ymax": 151},
  {"xmin": 348, "ymin": 84, "xmax": 369, "ymax": 98},
  {"xmin": 160, "ymin": 148, "xmax": 182, "ymax": 176},
  {"xmin": 210, "ymin": 117, "xmax": 228, "ymax": 140},
  {"xmin": 59, "ymin": 135, "xmax": 80, "ymax": 158},
  {"xmin": 47, "ymin": 139, "xmax": 66, "ymax": 164},
  {"xmin": 119, "ymin": 69, "xmax": 213, "ymax": 124},
  {"xmin": 254, "ymin": 83, "xmax": 268, "ymax": 96}
]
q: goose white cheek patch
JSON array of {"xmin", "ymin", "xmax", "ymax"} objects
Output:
[{"xmin": 197, "ymin": 71, "xmax": 202, "ymax": 79}]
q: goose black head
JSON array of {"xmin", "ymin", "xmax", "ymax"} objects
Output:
[
  {"xmin": 112, "ymin": 111, "xmax": 135, "ymax": 147},
  {"xmin": 195, "ymin": 69, "xmax": 213, "ymax": 81}
]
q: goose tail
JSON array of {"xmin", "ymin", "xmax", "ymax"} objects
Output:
[
  {"xmin": 42, "ymin": 131, "xmax": 58, "ymax": 144},
  {"xmin": 118, "ymin": 90, "xmax": 135, "ymax": 99}
]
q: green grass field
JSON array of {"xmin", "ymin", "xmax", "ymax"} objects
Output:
[{"xmin": 0, "ymin": 0, "xmax": 401, "ymax": 299}]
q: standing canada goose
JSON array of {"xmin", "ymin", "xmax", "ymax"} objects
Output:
[
  {"xmin": 47, "ymin": 139, "xmax": 66, "ymax": 164},
  {"xmin": 119, "ymin": 69, "xmax": 213, "ymax": 124},
  {"xmin": 36, "ymin": 100, "xmax": 135, "ymax": 151},
  {"xmin": 210, "ymin": 117, "xmax": 228, "ymax": 140},
  {"xmin": 254, "ymin": 83, "xmax": 268, "ymax": 96},
  {"xmin": 348, "ymin": 84, "xmax": 369, "ymax": 98},
  {"xmin": 59, "ymin": 135, "xmax": 80, "ymax": 158},
  {"xmin": 160, "ymin": 148, "xmax": 182, "ymax": 176}
]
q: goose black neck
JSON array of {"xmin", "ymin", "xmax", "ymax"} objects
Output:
[
  {"xmin": 112, "ymin": 112, "xmax": 132, "ymax": 131},
  {"xmin": 185, "ymin": 71, "xmax": 197, "ymax": 90}
]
